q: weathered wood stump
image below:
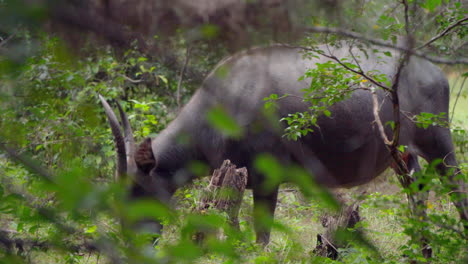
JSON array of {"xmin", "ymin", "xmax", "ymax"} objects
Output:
[
  {"xmin": 314, "ymin": 193, "xmax": 362, "ymax": 260},
  {"xmin": 194, "ymin": 160, "xmax": 248, "ymax": 243}
]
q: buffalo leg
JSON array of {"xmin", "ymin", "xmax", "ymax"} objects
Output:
[
  {"xmin": 429, "ymin": 153, "xmax": 467, "ymax": 228},
  {"xmin": 253, "ymin": 186, "xmax": 279, "ymax": 245},
  {"xmin": 396, "ymin": 152, "xmax": 432, "ymax": 259},
  {"xmin": 415, "ymin": 127, "xmax": 467, "ymax": 227}
]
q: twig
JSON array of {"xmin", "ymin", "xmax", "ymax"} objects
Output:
[
  {"xmin": 0, "ymin": 143, "xmax": 56, "ymax": 184},
  {"xmin": 29, "ymin": 136, "xmax": 94, "ymax": 146},
  {"xmin": 400, "ymin": 110, "xmax": 449, "ymax": 129},
  {"xmin": 319, "ymin": 234, "xmax": 339, "ymax": 252},
  {"xmin": 291, "ymin": 44, "xmax": 392, "ymax": 92},
  {"xmin": 120, "ymin": 74, "xmax": 143, "ymax": 84},
  {"xmin": 328, "ymin": 55, "xmax": 391, "ymax": 92},
  {"xmin": 402, "ymin": 0, "xmax": 411, "ymax": 36},
  {"xmin": 0, "ymin": 231, "xmax": 99, "ymax": 253},
  {"xmin": 413, "ymin": 6, "xmax": 444, "ymax": 34},
  {"xmin": 0, "ymin": 31, "xmax": 16, "ymax": 48},
  {"xmin": 177, "ymin": 45, "xmax": 192, "ymax": 108},
  {"xmin": 450, "ymin": 76, "xmax": 467, "ymax": 123},
  {"xmin": 301, "ymin": 26, "xmax": 468, "ymax": 65},
  {"xmin": 348, "ymin": 44, "xmax": 363, "ymax": 72},
  {"xmin": 371, "ymin": 89, "xmax": 392, "ymax": 145},
  {"xmin": 418, "ymin": 16, "xmax": 468, "ymax": 50},
  {"xmin": 270, "ymin": 87, "xmax": 369, "ymax": 104}
]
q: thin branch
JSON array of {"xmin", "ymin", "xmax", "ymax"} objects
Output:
[
  {"xmin": 291, "ymin": 45, "xmax": 381, "ymax": 88},
  {"xmin": 388, "ymin": 41, "xmax": 412, "ymax": 148},
  {"xmin": 319, "ymin": 51, "xmax": 392, "ymax": 92},
  {"xmin": 120, "ymin": 74, "xmax": 143, "ymax": 84},
  {"xmin": 418, "ymin": 16, "xmax": 468, "ymax": 50},
  {"xmin": 450, "ymin": 76, "xmax": 467, "ymax": 123},
  {"xmin": 371, "ymin": 89, "xmax": 392, "ymax": 146},
  {"xmin": 0, "ymin": 229, "xmax": 99, "ymax": 253},
  {"xmin": 176, "ymin": 45, "xmax": 192, "ymax": 108},
  {"xmin": 268, "ymin": 87, "xmax": 370, "ymax": 106},
  {"xmin": 301, "ymin": 26, "xmax": 468, "ymax": 65},
  {"xmin": 402, "ymin": 0, "xmax": 411, "ymax": 36},
  {"xmin": 400, "ymin": 110, "xmax": 449, "ymax": 129},
  {"xmin": 0, "ymin": 31, "xmax": 16, "ymax": 48},
  {"xmin": 348, "ymin": 44, "xmax": 363, "ymax": 72},
  {"xmin": 414, "ymin": 4, "xmax": 450, "ymax": 37},
  {"xmin": 0, "ymin": 143, "xmax": 55, "ymax": 184}
]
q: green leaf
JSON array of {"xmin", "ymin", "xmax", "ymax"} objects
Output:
[
  {"xmin": 201, "ymin": 24, "xmax": 220, "ymax": 39},
  {"xmin": 28, "ymin": 225, "xmax": 39, "ymax": 233},
  {"xmin": 126, "ymin": 200, "xmax": 174, "ymax": 223},
  {"xmin": 158, "ymin": 75, "xmax": 168, "ymax": 84},
  {"xmin": 84, "ymin": 225, "xmax": 97, "ymax": 234},
  {"xmin": 254, "ymin": 154, "xmax": 284, "ymax": 191},
  {"xmin": 188, "ymin": 160, "xmax": 210, "ymax": 177},
  {"xmin": 95, "ymin": 156, "xmax": 102, "ymax": 165},
  {"xmin": 422, "ymin": 0, "xmax": 442, "ymax": 12},
  {"xmin": 398, "ymin": 145, "xmax": 407, "ymax": 152},
  {"xmin": 206, "ymin": 106, "xmax": 244, "ymax": 138},
  {"xmin": 167, "ymin": 239, "xmax": 203, "ymax": 261},
  {"xmin": 385, "ymin": 121, "xmax": 395, "ymax": 130}
]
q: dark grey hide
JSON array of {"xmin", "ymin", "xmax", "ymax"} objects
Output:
[{"xmin": 104, "ymin": 44, "xmax": 466, "ymax": 245}]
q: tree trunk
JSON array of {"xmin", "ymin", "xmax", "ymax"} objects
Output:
[{"xmin": 194, "ymin": 160, "xmax": 248, "ymax": 243}]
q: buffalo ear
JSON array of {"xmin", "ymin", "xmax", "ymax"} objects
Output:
[{"xmin": 135, "ymin": 138, "xmax": 156, "ymax": 172}]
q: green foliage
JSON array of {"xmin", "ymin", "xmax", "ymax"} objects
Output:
[
  {"xmin": 206, "ymin": 106, "xmax": 244, "ymax": 139},
  {"xmin": 414, "ymin": 112, "xmax": 449, "ymax": 129}
]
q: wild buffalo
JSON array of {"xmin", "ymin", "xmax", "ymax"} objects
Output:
[{"xmin": 100, "ymin": 43, "xmax": 466, "ymax": 245}]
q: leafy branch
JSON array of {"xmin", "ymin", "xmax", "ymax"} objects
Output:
[
  {"xmin": 301, "ymin": 25, "xmax": 468, "ymax": 65},
  {"xmin": 417, "ymin": 16, "xmax": 468, "ymax": 50}
]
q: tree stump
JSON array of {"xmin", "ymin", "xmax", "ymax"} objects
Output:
[
  {"xmin": 194, "ymin": 160, "xmax": 248, "ymax": 243},
  {"xmin": 313, "ymin": 193, "xmax": 362, "ymax": 260}
]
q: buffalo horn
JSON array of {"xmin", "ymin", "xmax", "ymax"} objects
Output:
[
  {"xmin": 99, "ymin": 94, "xmax": 127, "ymax": 181},
  {"xmin": 116, "ymin": 100, "xmax": 137, "ymax": 175}
]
